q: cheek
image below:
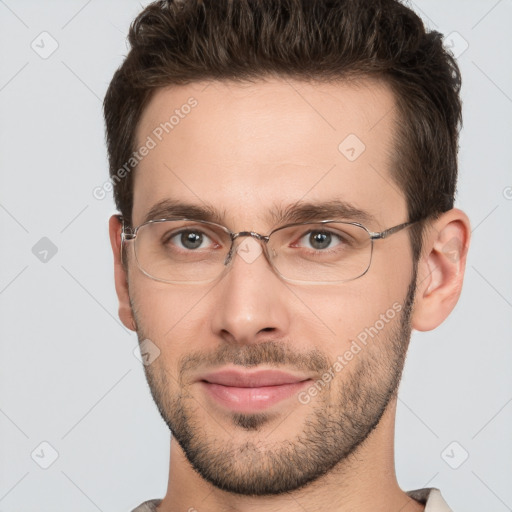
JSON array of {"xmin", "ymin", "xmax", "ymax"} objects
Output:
[
  {"xmin": 289, "ymin": 272, "xmax": 409, "ymax": 356},
  {"xmin": 130, "ymin": 279, "xmax": 211, "ymax": 351}
]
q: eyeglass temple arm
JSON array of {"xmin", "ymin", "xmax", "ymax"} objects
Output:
[
  {"xmin": 115, "ymin": 215, "xmax": 137, "ymax": 271},
  {"xmin": 369, "ymin": 220, "xmax": 419, "ymax": 240},
  {"xmin": 116, "ymin": 214, "xmax": 137, "ymax": 241}
]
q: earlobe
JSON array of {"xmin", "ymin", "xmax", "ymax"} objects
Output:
[
  {"xmin": 108, "ymin": 214, "xmax": 137, "ymax": 332},
  {"xmin": 411, "ymin": 208, "xmax": 471, "ymax": 332}
]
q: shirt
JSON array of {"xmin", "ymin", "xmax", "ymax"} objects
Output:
[{"xmin": 131, "ymin": 487, "xmax": 453, "ymax": 511}]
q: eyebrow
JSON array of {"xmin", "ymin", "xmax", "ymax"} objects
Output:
[{"xmin": 141, "ymin": 198, "xmax": 376, "ymax": 228}]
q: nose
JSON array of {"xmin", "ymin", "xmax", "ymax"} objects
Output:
[{"xmin": 210, "ymin": 235, "xmax": 291, "ymax": 346}]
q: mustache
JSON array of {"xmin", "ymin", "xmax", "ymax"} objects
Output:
[{"xmin": 178, "ymin": 340, "xmax": 331, "ymax": 380}]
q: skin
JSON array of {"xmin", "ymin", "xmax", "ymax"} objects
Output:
[{"xmin": 109, "ymin": 78, "xmax": 470, "ymax": 512}]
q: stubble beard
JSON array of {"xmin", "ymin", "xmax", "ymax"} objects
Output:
[{"xmin": 131, "ymin": 270, "xmax": 417, "ymax": 496}]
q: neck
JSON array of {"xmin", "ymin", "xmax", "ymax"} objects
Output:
[{"xmin": 157, "ymin": 398, "xmax": 424, "ymax": 512}]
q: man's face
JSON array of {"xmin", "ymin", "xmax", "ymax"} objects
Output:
[{"xmin": 126, "ymin": 78, "xmax": 417, "ymax": 495}]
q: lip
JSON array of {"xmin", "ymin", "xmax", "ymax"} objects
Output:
[
  {"xmin": 197, "ymin": 369, "xmax": 312, "ymax": 413},
  {"xmin": 198, "ymin": 369, "xmax": 311, "ymax": 387}
]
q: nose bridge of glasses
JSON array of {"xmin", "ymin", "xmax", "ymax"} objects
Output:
[{"xmin": 224, "ymin": 231, "xmax": 271, "ymax": 266}]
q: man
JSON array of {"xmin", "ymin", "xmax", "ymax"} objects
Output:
[{"xmin": 104, "ymin": 0, "xmax": 470, "ymax": 510}]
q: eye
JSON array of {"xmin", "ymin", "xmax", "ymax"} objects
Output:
[
  {"xmin": 297, "ymin": 230, "xmax": 343, "ymax": 251},
  {"xmin": 289, "ymin": 227, "xmax": 356, "ymax": 252},
  {"xmin": 165, "ymin": 228, "xmax": 216, "ymax": 250}
]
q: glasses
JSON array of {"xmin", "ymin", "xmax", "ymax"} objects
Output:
[{"xmin": 120, "ymin": 216, "xmax": 420, "ymax": 285}]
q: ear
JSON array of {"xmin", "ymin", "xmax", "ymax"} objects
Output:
[
  {"xmin": 411, "ymin": 208, "xmax": 471, "ymax": 331},
  {"xmin": 108, "ymin": 214, "xmax": 137, "ymax": 331}
]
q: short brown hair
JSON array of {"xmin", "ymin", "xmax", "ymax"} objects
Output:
[{"xmin": 103, "ymin": 0, "xmax": 462, "ymax": 260}]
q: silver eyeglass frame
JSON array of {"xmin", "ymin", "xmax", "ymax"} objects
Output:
[{"xmin": 119, "ymin": 215, "xmax": 421, "ymax": 285}]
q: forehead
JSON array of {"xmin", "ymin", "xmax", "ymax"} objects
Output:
[{"xmin": 132, "ymin": 77, "xmax": 405, "ymax": 229}]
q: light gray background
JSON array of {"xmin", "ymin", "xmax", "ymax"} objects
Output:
[{"xmin": 0, "ymin": 1, "xmax": 511, "ymax": 510}]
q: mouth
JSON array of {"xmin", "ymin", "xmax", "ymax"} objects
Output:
[{"xmin": 197, "ymin": 368, "xmax": 312, "ymax": 413}]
